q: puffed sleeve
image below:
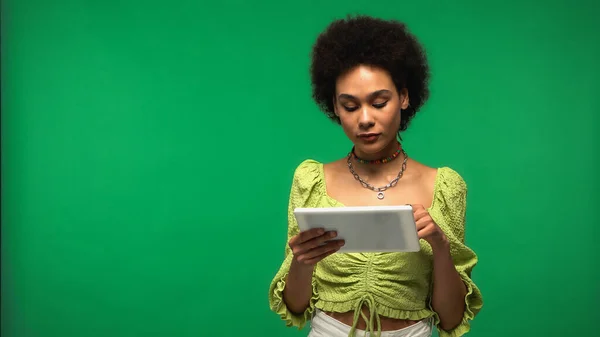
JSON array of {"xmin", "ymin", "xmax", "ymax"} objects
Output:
[
  {"xmin": 428, "ymin": 168, "xmax": 484, "ymax": 337},
  {"xmin": 268, "ymin": 160, "xmax": 322, "ymax": 329}
]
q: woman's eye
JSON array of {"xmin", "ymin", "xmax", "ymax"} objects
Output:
[
  {"xmin": 343, "ymin": 106, "xmax": 358, "ymax": 112},
  {"xmin": 373, "ymin": 101, "xmax": 388, "ymax": 108}
]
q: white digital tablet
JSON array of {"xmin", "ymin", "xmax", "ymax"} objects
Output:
[{"xmin": 293, "ymin": 205, "xmax": 420, "ymax": 253}]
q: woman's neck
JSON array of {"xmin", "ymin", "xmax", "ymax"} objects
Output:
[
  {"xmin": 352, "ymin": 140, "xmax": 401, "ymax": 161},
  {"xmin": 351, "ymin": 141, "xmax": 405, "ymax": 176}
]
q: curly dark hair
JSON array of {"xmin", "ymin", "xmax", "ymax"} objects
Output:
[{"xmin": 310, "ymin": 15, "xmax": 430, "ymax": 132}]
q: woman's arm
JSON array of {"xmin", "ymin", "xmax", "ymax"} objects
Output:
[
  {"xmin": 412, "ymin": 204, "xmax": 469, "ymax": 331},
  {"xmin": 284, "ymin": 228, "xmax": 343, "ymax": 314},
  {"xmin": 283, "ymin": 261, "xmax": 316, "ymax": 314},
  {"xmin": 430, "ymin": 240, "xmax": 468, "ymax": 330},
  {"xmin": 414, "ymin": 169, "xmax": 483, "ymax": 336}
]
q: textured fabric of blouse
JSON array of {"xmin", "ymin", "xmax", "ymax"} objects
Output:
[{"xmin": 268, "ymin": 159, "xmax": 483, "ymax": 337}]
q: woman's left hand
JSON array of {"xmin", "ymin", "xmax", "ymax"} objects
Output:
[{"xmin": 411, "ymin": 204, "xmax": 448, "ymax": 251}]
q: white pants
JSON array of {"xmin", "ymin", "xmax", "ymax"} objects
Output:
[{"xmin": 308, "ymin": 310, "xmax": 433, "ymax": 337}]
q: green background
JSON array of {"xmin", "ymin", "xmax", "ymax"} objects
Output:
[{"xmin": 2, "ymin": 0, "xmax": 599, "ymax": 336}]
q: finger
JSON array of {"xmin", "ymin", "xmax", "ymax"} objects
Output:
[
  {"xmin": 300, "ymin": 240, "xmax": 345, "ymax": 261},
  {"xmin": 295, "ymin": 231, "xmax": 338, "ymax": 255},
  {"xmin": 413, "ymin": 210, "xmax": 429, "ymax": 222},
  {"xmin": 297, "ymin": 227, "xmax": 327, "ymax": 243},
  {"xmin": 289, "ymin": 228, "xmax": 325, "ymax": 249},
  {"xmin": 304, "ymin": 250, "xmax": 337, "ymax": 265},
  {"xmin": 415, "ymin": 213, "xmax": 435, "ymax": 231},
  {"xmin": 410, "ymin": 204, "xmax": 424, "ymax": 212},
  {"xmin": 302, "ymin": 243, "xmax": 344, "ymax": 264},
  {"xmin": 414, "ymin": 211, "xmax": 432, "ymax": 225},
  {"xmin": 290, "ymin": 230, "xmax": 336, "ymax": 255},
  {"xmin": 417, "ymin": 225, "xmax": 434, "ymax": 239}
]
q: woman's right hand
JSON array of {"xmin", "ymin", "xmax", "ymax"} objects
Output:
[{"xmin": 288, "ymin": 228, "xmax": 345, "ymax": 265}]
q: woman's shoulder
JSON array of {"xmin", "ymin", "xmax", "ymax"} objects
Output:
[
  {"xmin": 408, "ymin": 160, "xmax": 467, "ymax": 204},
  {"xmin": 435, "ymin": 166, "xmax": 468, "ymax": 195},
  {"xmin": 292, "ymin": 159, "xmax": 322, "ymax": 177},
  {"xmin": 290, "ymin": 159, "xmax": 325, "ymax": 190},
  {"xmin": 288, "ymin": 159, "xmax": 331, "ymax": 205},
  {"xmin": 428, "ymin": 165, "xmax": 469, "ymax": 219},
  {"xmin": 293, "ymin": 157, "xmax": 346, "ymax": 179}
]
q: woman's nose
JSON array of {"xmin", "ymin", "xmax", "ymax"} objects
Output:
[{"xmin": 358, "ymin": 107, "xmax": 375, "ymax": 129}]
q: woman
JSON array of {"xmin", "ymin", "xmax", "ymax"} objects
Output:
[{"xmin": 268, "ymin": 15, "xmax": 483, "ymax": 337}]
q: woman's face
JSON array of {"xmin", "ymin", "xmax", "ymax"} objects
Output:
[{"xmin": 334, "ymin": 65, "xmax": 409, "ymax": 160}]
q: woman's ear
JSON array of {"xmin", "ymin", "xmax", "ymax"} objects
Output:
[{"xmin": 400, "ymin": 88, "xmax": 410, "ymax": 110}]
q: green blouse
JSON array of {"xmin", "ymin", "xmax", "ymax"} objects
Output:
[{"xmin": 268, "ymin": 160, "xmax": 483, "ymax": 337}]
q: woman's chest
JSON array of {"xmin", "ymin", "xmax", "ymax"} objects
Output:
[
  {"xmin": 325, "ymin": 170, "xmax": 433, "ymax": 207},
  {"xmin": 316, "ymin": 248, "xmax": 434, "ymax": 281}
]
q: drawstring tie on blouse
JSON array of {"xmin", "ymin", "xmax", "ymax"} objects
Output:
[{"xmin": 349, "ymin": 293, "xmax": 381, "ymax": 337}]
